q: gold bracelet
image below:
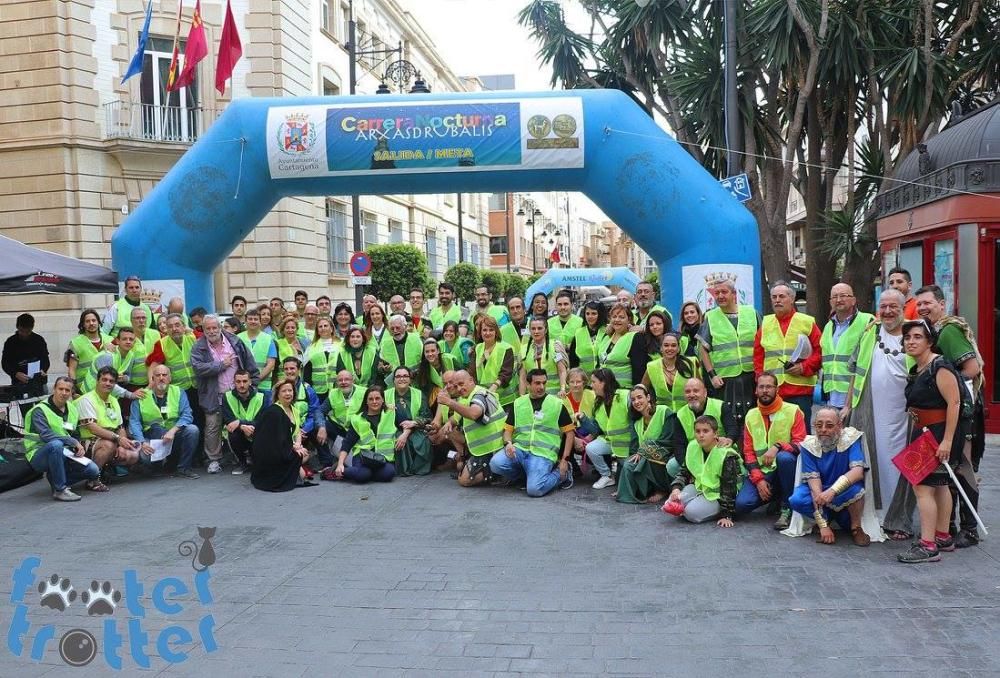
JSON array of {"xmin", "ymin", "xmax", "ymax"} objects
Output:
[
  {"xmin": 831, "ymin": 475, "xmax": 851, "ymax": 495},
  {"xmin": 813, "ymin": 508, "xmax": 829, "ymax": 529}
]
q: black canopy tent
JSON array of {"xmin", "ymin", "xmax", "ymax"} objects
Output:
[{"xmin": 0, "ymin": 234, "xmax": 117, "ymax": 294}]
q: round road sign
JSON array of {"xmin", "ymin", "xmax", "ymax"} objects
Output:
[{"xmin": 349, "ymin": 252, "xmax": 372, "ymax": 276}]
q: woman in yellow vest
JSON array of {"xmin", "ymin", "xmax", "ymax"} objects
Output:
[
  {"xmin": 469, "ymin": 315, "xmax": 517, "ymax": 408},
  {"xmin": 276, "ymin": 315, "xmax": 309, "ymax": 364},
  {"xmin": 617, "ymin": 384, "xmax": 681, "ymax": 504},
  {"xmin": 303, "ymin": 317, "xmax": 340, "ymax": 397},
  {"xmin": 333, "ymin": 385, "xmax": 398, "ymax": 483},
  {"xmin": 678, "ymin": 301, "xmax": 703, "ymax": 358},
  {"xmin": 519, "ymin": 318, "xmax": 567, "ymax": 397},
  {"xmin": 250, "ymin": 378, "xmax": 315, "ymax": 491},
  {"xmin": 363, "ymin": 305, "xmax": 388, "ymax": 346},
  {"xmin": 67, "ymin": 309, "xmax": 112, "ymax": 395},
  {"xmin": 642, "ymin": 332, "xmax": 699, "ymax": 411},
  {"xmin": 598, "ymin": 303, "xmax": 646, "ymax": 389},
  {"xmin": 664, "ymin": 415, "xmax": 742, "ymax": 526},
  {"xmin": 568, "ymin": 301, "xmax": 607, "ymax": 376},
  {"xmin": 585, "ymin": 367, "xmax": 632, "ymax": 491},
  {"xmin": 334, "ymin": 326, "xmax": 378, "ymax": 387},
  {"xmin": 414, "ymin": 338, "xmax": 457, "ymax": 405},
  {"xmin": 641, "ymin": 310, "xmax": 672, "ymax": 359},
  {"xmin": 439, "ymin": 320, "xmax": 473, "ymax": 368},
  {"xmin": 386, "ymin": 366, "xmax": 433, "ymax": 476}
]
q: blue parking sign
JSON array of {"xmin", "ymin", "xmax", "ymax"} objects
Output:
[{"xmin": 720, "ymin": 173, "xmax": 752, "ymax": 202}]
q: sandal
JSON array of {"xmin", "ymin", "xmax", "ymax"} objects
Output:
[
  {"xmin": 86, "ymin": 480, "xmax": 110, "ymax": 493},
  {"xmin": 851, "ymin": 526, "xmax": 871, "ymax": 547},
  {"xmin": 298, "ymin": 479, "xmax": 319, "ymax": 488},
  {"xmin": 885, "ymin": 530, "xmax": 912, "ymax": 541}
]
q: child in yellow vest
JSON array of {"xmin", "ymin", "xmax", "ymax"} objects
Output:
[{"xmin": 663, "ymin": 415, "xmax": 743, "ymax": 527}]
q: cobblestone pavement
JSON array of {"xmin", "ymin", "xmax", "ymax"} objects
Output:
[{"xmin": 1, "ymin": 442, "xmax": 998, "ymax": 677}]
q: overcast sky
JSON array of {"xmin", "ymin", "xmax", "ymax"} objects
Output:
[{"xmin": 401, "ymin": 0, "xmax": 608, "ymax": 220}]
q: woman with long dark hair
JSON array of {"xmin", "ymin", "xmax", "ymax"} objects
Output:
[
  {"xmin": 568, "ymin": 301, "xmax": 607, "ymax": 375},
  {"xmin": 585, "ymin": 368, "xmax": 632, "ymax": 492},
  {"xmin": 334, "ymin": 326, "xmax": 378, "ymax": 386},
  {"xmin": 364, "ymin": 305, "xmax": 387, "ymax": 345},
  {"xmin": 415, "ymin": 338, "xmax": 457, "ymax": 397},
  {"xmin": 617, "ymin": 384, "xmax": 679, "ymax": 504},
  {"xmin": 643, "ymin": 310, "xmax": 671, "ymax": 358},
  {"xmin": 529, "ymin": 292, "xmax": 550, "ymax": 321},
  {"xmin": 438, "ymin": 320, "xmax": 473, "ymax": 368},
  {"xmin": 519, "ymin": 317, "xmax": 567, "ymax": 397},
  {"xmin": 642, "ymin": 332, "xmax": 699, "ymax": 411},
  {"xmin": 678, "ymin": 301, "xmax": 703, "ymax": 358}
]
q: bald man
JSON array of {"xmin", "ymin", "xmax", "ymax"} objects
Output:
[{"xmin": 820, "ymin": 283, "xmax": 874, "ymax": 414}]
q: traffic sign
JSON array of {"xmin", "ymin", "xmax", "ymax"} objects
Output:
[
  {"xmin": 349, "ymin": 251, "xmax": 372, "ymax": 276},
  {"xmin": 720, "ymin": 173, "xmax": 752, "ymax": 203},
  {"xmin": 347, "ymin": 276, "xmax": 372, "ymax": 287}
]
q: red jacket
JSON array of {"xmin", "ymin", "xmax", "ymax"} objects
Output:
[
  {"xmin": 742, "ymin": 405, "xmax": 807, "ymax": 485},
  {"xmin": 753, "ymin": 311, "xmax": 822, "ymax": 398}
]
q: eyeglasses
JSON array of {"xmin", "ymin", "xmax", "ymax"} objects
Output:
[
  {"xmin": 305, "ymin": 312, "xmax": 318, "ymax": 317},
  {"xmin": 395, "ymin": 374, "xmax": 410, "ymax": 379},
  {"xmin": 830, "ymin": 294, "xmax": 854, "ymax": 300}
]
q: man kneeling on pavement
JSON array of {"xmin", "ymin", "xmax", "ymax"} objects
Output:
[
  {"xmin": 490, "ymin": 369, "xmax": 574, "ymax": 497},
  {"xmin": 783, "ymin": 406, "xmax": 884, "ymax": 546}
]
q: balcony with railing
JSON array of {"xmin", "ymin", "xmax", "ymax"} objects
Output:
[{"xmin": 102, "ymin": 101, "xmax": 219, "ymax": 144}]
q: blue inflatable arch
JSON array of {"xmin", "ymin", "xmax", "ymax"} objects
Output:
[
  {"xmin": 112, "ymin": 90, "xmax": 760, "ymax": 313},
  {"xmin": 524, "ymin": 267, "xmax": 641, "ymax": 302}
]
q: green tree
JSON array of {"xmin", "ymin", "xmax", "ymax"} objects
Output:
[
  {"xmin": 480, "ymin": 270, "xmax": 508, "ymax": 302},
  {"xmin": 505, "ymin": 273, "xmax": 528, "ymax": 300},
  {"xmin": 520, "ymin": 0, "xmax": 995, "ymax": 315},
  {"xmin": 643, "ymin": 269, "xmax": 660, "ymax": 300},
  {"xmin": 368, "ymin": 244, "xmax": 430, "ymax": 304},
  {"xmin": 444, "ymin": 263, "xmax": 481, "ymax": 303},
  {"xmin": 526, "ymin": 272, "xmax": 543, "ymax": 289}
]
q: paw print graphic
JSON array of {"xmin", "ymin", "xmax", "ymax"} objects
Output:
[
  {"xmin": 80, "ymin": 581, "xmax": 121, "ymax": 616},
  {"xmin": 38, "ymin": 574, "xmax": 76, "ymax": 611}
]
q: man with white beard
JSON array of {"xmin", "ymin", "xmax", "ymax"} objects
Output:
[{"xmin": 842, "ymin": 289, "xmax": 912, "ymax": 536}]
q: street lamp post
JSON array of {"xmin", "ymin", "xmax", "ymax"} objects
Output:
[{"xmin": 504, "ymin": 193, "xmax": 512, "ymax": 273}]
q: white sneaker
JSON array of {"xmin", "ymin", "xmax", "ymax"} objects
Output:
[
  {"xmin": 592, "ymin": 475, "xmax": 615, "ymax": 490},
  {"xmin": 52, "ymin": 488, "xmax": 82, "ymax": 502},
  {"xmin": 207, "ymin": 461, "xmax": 222, "ymax": 474}
]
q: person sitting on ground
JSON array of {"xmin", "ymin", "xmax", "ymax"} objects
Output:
[
  {"xmin": 378, "ymin": 314, "xmax": 423, "ymax": 382},
  {"xmin": 128, "ymin": 364, "xmax": 200, "ymax": 478},
  {"xmin": 251, "ymin": 378, "xmax": 315, "ymax": 491},
  {"xmin": 23, "ymin": 376, "xmax": 100, "ymax": 501},
  {"xmin": 385, "ymin": 366, "xmax": 433, "ymax": 476},
  {"xmin": 664, "ymin": 415, "xmax": 742, "ymax": 527},
  {"xmin": 3, "ymin": 312, "xmax": 50, "ymax": 398},
  {"xmin": 642, "ymin": 332, "xmax": 699, "ymax": 412},
  {"xmin": 221, "ymin": 369, "xmax": 264, "ymax": 475},
  {"xmin": 784, "ymin": 406, "xmax": 877, "ymax": 547},
  {"xmin": 333, "ymin": 385, "xmax": 398, "ymax": 484},
  {"xmin": 563, "ymin": 367, "xmax": 595, "ymax": 473},
  {"xmin": 77, "ymin": 366, "xmax": 140, "ymax": 491},
  {"xmin": 585, "ymin": 368, "xmax": 632, "ymax": 491},
  {"xmin": 617, "ymin": 384, "xmax": 681, "ymax": 504},
  {"xmin": 734, "ymin": 371, "xmax": 805, "ymax": 530},
  {"xmin": 271, "ymin": 356, "xmax": 327, "ymax": 474},
  {"xmin": 438, "ymin": 370, "xmax": 507, "ymax": 488},
  {"xmin": 490, "ymin": 369, "xmax": 574, "ymax": 497},
  {"xmin": 427, "ymin": 370, "xmax": 464, "ymax": 465},
  {"xmin": 319, "ymin": 370, "xmax": 366, "ymax": 478}
]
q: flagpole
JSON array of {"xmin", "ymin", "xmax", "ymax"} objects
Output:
[{"xmin": 161, "ymin": 0, "xmax": 185, "ymax": 140}]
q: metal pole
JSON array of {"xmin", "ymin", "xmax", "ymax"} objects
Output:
[
  {"xmin": 457, "ymin": 193, "xmax": 464, "ymax": 262},
  {"xmin": 348, "ymin": 0, "xmax": 364, "ymax": 312},
  {"xmin": 531, "ymin": 218, "xmax": 537, "ymax": 273},
  {"xmin": 723, "ymin": 0, "xmax": 741, "ymax": 177},
  {"xmin": 504, "ymin": 193, "xmax": 512, "ymax": 273}
]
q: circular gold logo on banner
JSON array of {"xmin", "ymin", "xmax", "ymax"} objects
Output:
[
  {"xmin": 527, "ymin": 115, "xmax": 552, "ymax": 139},
  {"xmin": 552, "ymin": 114, "xmax": 578, "ymax": 138}
]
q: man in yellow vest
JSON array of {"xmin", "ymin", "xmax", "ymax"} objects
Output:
[
  {"xmin": 128, "ymin": 364, "xmax": 200, "ymax": 478},
  {"xmin": 631, "ymin": 280, "xmax": 671, "ymax": 329},
  {"xmin": 319, "ymin": 369, "xmax": 365, "ymax": 476},
  {"xmin": 23, "ymin": 376, "xmax": 100, "ymax": 501},
  {"xmin": 490, "ymin": 369, "xmax": 574, "ymax": 497},
  {"xmin": 501, "ymin": 295, "xmax": 529, "ymax": 350},
  {"xmin": 377, "ymin": 315, "xmax": 423, "ymax": 382},
  {"xmin": 437, "ymin": 370, "xmax": 507, "ymax": 487},
  {"xmin": 699, "ymin": 275, "xmax": 760, "ymax": 436},
  {"xmin": 471, "ymin": 285, "xmax": 511, "ymax": 329},
  {"xmin": 820, "ymin": 283, "xmax": 874, "ymax": 417},
  {"xmin": 674, "ymin": 378, "xmax": 736, "ymax": 449},
  {"xmin": 734, "ymin": 371, "xmax": 806, "ymax": 530},
  {"xmin": 548, "ymin": 290, "xmax": 583, "ymax": 346},
  {"xmin": 430, "ymin": 283, "xmax": 463, "ymax": 331},
  {"xmin": 130, "ymin": 306, "xmax": 160, "ymax": 351},
  {"xmin": 753, "ymin": 281, "xmax": 822, "ymax": 429},
  {"xmin": 237, "ymin": 308, "xmax": 277, "ymax": 393},
  {"xmin": 102, "ymin": 275, "xmax": 153, "ymax": 334},
  {"xmin": 77, "ymin": 366, "xmax": 140, "ymax": 490},
  {"xmin": 222, "ymin": 369, "xmax": 265, "ymax": 475},
  {"xmin": 147, "ymin": 312, "xmax": 202, "ymax": 462}
]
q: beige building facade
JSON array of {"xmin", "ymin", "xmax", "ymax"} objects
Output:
[{"xmin": 0, "ymin": 0, "xmax": 489, "ymax": 363}]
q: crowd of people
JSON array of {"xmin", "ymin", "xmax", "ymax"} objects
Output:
[{"xmin": 5, "ymin": 266, "xmax": 987, "ymax": 564}]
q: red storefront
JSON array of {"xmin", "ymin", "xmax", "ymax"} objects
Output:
[{"xmin": 875, "ymin": 100, "xmax": 1000, "ymax": 433}]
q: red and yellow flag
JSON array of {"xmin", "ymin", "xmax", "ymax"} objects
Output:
[
  {"xmin": 165, "ymin": 0, "xmax": 185, "ymax": 92},
  {"xmin": 175, "ymin": 0, "xmax": 208, "ymax": 90}
]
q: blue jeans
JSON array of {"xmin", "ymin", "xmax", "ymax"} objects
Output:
[
  {"xmin": 145, "ymin": 424, "xmax": 199, "ymax": 470},
  {"xmin": 28, "ymin": 440, "xmax": 99, "ymax": 492},
  {"xmin": 342, "ymin": 453, "xmax": 395, "ymax": 483},
  {"xmin": 734, "ymin": 451, "xmax": 797, "ymax": 514},
  {"xmin": 584, "ymin": 438, "xmax": 613, "ymax": 477},
  {"xmin": 489, "ymin": 447, "xmax": 560, "ymax": 498}
]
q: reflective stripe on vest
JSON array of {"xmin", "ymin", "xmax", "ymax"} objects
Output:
[
  {"xmin": 760, "ymin": 313, "xmax": 817, "ymax": 388},
  {"xmin": 385, "ymin": 387, "xmax": 423, "ymax": 419},
  {"xmin": 70, "ymin": 334, "xmax": 111, "ymax": 392},
  {"xmin": 705, "ymin": 305, "xmax": 757, "ymax": 377},
  {"xmin": 635, "ymin": 405, "xmax": 670, "ymax": 445},
  {"xmin": 744, "ymin": 401, "xmax": 799, "ymax": 474},
  {"xmin": 676, "ymin": 398, "xmax": 723, "ymax": 441},
  {"xmin": 23, "ymin": 400, "xmax": 79, "ymax": 461},
  {"xmin": 463, "ymin": 386, "xmax": 506, "ymax": 457},
  {"xmin": 378, "ymin": 332, "xmax": 423, "ymax": 371},
  {"xmin": 305, "ymin": 341, "xmax": 339, "ymax": 395},
  {"xmin": 572, "ymin": 326, "xmax": 606, "ymax": 375},
  {"xmin": 594, "ymin": 389, "xmax": 632, "ymax": 458},
  {"xmin": 547, "ymin": 314, "xmax": 583, "ymax": 347},
  {"xmin": 161, "ymin": 335, "xmax": 196, "ymax": 390},
  {"xmin": 600, "ymin": 332, "xmax": 637, "ymax": 389},
  {"xmin": 137, "ymin": 385, "xmax": 182, "ymax": 430},
  {"xmin": 238, "ymin": 331, "xmax": 275, "ymax": 390},
  {"xmin": 77, "ymin": 390, "xmax": 122, "ymax": 440},
  {"xmin": 475, "ymin": 341, "xmax": 517, "ymax": 406},
  {"xmin": 512, "ymin": 393, "xmax": 564, "ymax": 463},
  {"xmin": 429, "ymin": 304, "xmax": 462, "ymax": 329},
  {"xmin": 350, "ymin": 411, "xmax": 397, "ymax": 461},
  {"xmin": 685, "ymin": 439, "xmax": 741, "ymax": 502},
  {"xmin": 328, "ymin": 387, "xmax": 365, "ymax": 428},
  {"xmin": 820, "ymin": 313, "xmax": 875, "ymax": 395},
  {"xmin": 645, "ymin": 358, "xmax": 693, "ymax": 411},
  {"xmin": 337, "ymin": 342, "xmax": 378, "ymax": 386},
  {"xmin": 521, "ymin": 340, "xmax": 562, "ymax": 395}
]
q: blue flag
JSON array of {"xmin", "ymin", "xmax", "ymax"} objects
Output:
[{"xmin": 120, "ymin": 1, "xmax": 152, "ymax": 84}]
